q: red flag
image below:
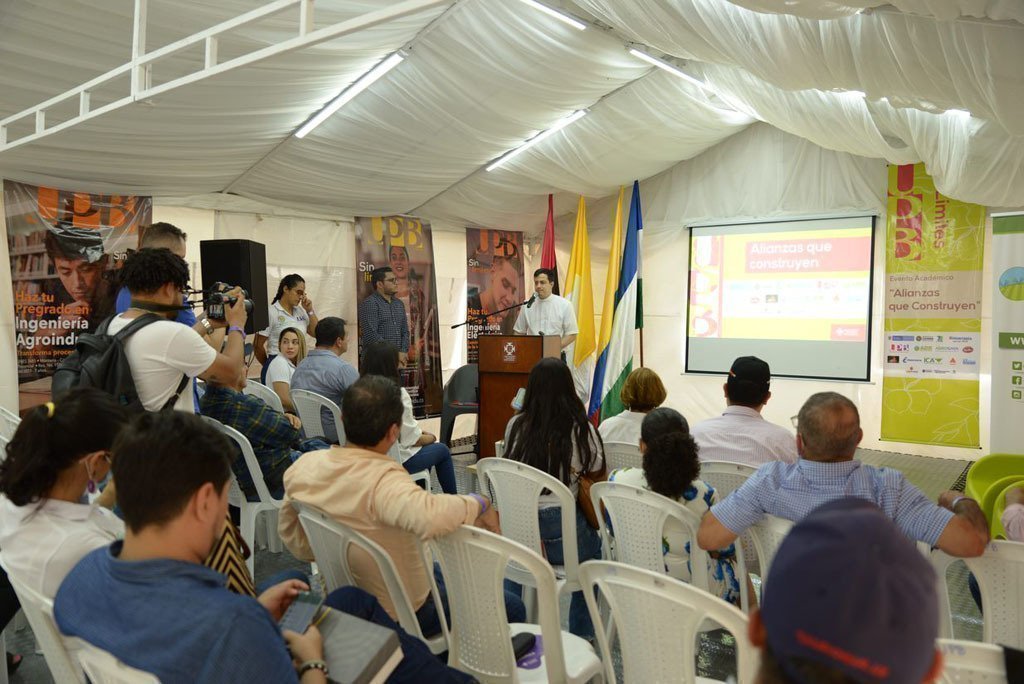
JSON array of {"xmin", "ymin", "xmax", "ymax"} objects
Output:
[{"xmin": 541, "ymin": 193, "xmax": 560, "ymax": 295}]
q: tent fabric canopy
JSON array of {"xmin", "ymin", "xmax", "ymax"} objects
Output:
[{"xmin": 0, "ymin": 0, "xmax": 1021, "ymax": 230}]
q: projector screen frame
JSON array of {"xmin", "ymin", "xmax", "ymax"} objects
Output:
[{"xmin": 683, "ymin": 214, "xmax": 877, "ymax": 383}]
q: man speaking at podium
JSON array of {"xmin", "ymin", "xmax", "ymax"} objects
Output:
[{"xmin": 513, "ymin": 269, "xmax": 577, "ymax": 352}]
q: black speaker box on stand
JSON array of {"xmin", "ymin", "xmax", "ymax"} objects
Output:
[{"xmin": 199, "ymin": 239, "xmax": 269, "ymax": 335}]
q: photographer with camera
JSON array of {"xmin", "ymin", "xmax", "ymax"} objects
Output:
[{"xmin": 110, "ymin": 248, "xmax": 248, "ymax": 413}]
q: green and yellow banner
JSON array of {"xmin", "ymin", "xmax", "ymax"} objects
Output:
[
  {"xmin": 881, "ymin": 164, "xmax": 985, "ymax": 447},
  {"xmin": 990, "ymin": 214, "xmax": 1024, "ymax": 455}
]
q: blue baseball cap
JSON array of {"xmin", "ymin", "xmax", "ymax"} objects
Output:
[{"xmin": 761, "ymin": 498, "xmax": 938, "ymax": 683}]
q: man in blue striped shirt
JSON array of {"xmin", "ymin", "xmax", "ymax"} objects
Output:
[{"xmin": 697, "ymin": 392, "xmax": 990, "ymax": 558}]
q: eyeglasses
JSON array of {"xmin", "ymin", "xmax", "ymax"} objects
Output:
[{"xmin": 384, "ymin": 277, "xmax": 398, "ymax": 284}]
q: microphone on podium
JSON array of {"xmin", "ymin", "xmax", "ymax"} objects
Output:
[{"xmin": 525, "ymin": 294, "xmax": 537, "ymax": 308}]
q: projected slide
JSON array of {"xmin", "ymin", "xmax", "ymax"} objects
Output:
[{"xmin": 687, "ymin": 216, "xmax": 874, "ymax": 380}]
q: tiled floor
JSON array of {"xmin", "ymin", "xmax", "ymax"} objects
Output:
[{"xmin": 9, "ymin": 447, "xmax": 982, "ymax": 683}]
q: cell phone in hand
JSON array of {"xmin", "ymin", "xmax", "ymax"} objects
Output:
[
  {"xmin": 512, "ymin": 632, "xmax": 536, "ymax": 660},
  {"xmin": 279, "ymin": 591, "xmax": 323, "ymax": 635}
]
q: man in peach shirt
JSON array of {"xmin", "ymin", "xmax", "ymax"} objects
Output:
[{"xmin": 279, "ymin": 375, "xmax": 525, "ymax": 637}]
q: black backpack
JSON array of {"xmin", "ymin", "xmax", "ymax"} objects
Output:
[{"xmin": 51, "ymin": 313, "xmax": 190, "ymax": 412}]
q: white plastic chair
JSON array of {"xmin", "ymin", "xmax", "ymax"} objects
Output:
[
  {"xmin": 589, "ymin": 481, "xmax": 709, "ymax": 591},
  {"xmin": 580, "ymin": 560, "xmax": 757, "ymax": 684},
  {"xmin": 699, "ymin": 461, "xmax": 757, "ymax": 499},
  {"xmin": 290, "ymin": 389, "xmax": 345, "ymax": 444},
  {"xmin": 476, "ymin": 458, "xmax": 582, "ymax": 623},
  {"xmin": 293, "ymin": 502, "xmax": 449, "ymax": 655},
  {"xmin": 242, "ymin": 379, "xmax": 284, "ymax": 412},
  {"xmin": 431, "ymin": 525, "xmax": 602, "ymax": 684},
  {"xmin": 1, "ymin": 563, "xmax": 84, "ymax": 683},
  {"xmin": 0, "ymin": 407, "xmax": 20, "ymax": 454},
  {"xmin": 72, "ymin": 639, "xmax": 159, "ymax": 683},
  {"xmin": 932, "ymin": 540, "xmax": 1024, "ymax": 647},
  {"xmin": 937, "ymin": 638, "xmax": 1007, "ymax": 683},
  {"xmin": 202, "ymin": 417, "xmax": 283, "ymax": 575},
  {"xmin": 602, "ymin": 441, "xmax": 641, "ymax": 472},
  {"xmin": 743, "ymin": 514, "xmax": 793, "ymax": 590},
  {"xmin": 387, "ymin": 442, "xmax": 430, "ymax": 491}
]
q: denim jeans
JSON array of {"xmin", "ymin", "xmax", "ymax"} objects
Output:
[
  {"xmin": 537, "ymin": 506, "xmax": 601, "ymax": 639},
  {"xmin": 403, "ymin": 443, "xmax": 458, "ymax": 494},
  {"xmin": 415, "ymin": 563, "xmax": 527, "ymax": 639}
]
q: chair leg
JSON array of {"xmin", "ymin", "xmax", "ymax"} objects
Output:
[
  {"xmin": 522, "ymin": 585, "xmax": 538, "ymax": 623},
  {"xmin": 241, "ymin": 506, "xmax": 257, "ymax": 578},
  {"xmin": 265, "ymin": 510, "xmax": 283, "ymax": 553}
]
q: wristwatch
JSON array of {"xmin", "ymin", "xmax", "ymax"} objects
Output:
[{"xmin": 198, "ymin": 317, "xmax": 214, "ymax": 336}]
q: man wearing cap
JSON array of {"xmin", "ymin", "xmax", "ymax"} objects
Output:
[
  {"xmin": 750, "ymin": 498, "xmax": 945, "ymax": 683},
  {"xmin": 697, "ymin": 391, "xmax": 990, "ymax": 558},
  {"xmin": 690, "ymin": 356, "xmax": 797, "ymax": 466}
]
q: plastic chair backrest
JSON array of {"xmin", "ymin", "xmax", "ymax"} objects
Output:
[
  {"xmin": 603, "ymin": 441, "xmax": 642, "ymax": 472},
  {"xmin": 209, "ymin": 420, "xmax": 277, "ymax": 504},
  {"xmin": 965, "ymin": 454, "xmax": 1024, "ymax": 501},
  {"xmin": 932, "ymin": 541, "xmax": 1024, "ymax": 647},
  {"xmin": 293, "ymin": 502, "xmax": 447, "ymax": 649},
  {"xmin": 590, "ymin": 481, "xmax": 709, "ymax": 590},
  {"xmin": 72, "ymin": 639, "xmax": 159, "ymax": 684},
  {"xmin": 699, "ymin": 460, "xmax": 758, "ymax": 499},
  {"xmin": 746, "ymin": 515, "xmax": 793, "ymax": 588},
  {"xmin": 937, "ymin": 639, "xmax": 1007, "ymax": 683},
  {"xmin": 290, "ymin": 389, "xmax": 345, "ymax": 444},
  {"xmin": 431, "ymin": 525, "xmax": 568, "ymax": 683},
  {"xmin": 2, "ymin": 564, "xmax": 84, "ymax": 683},
  {"xmin": 0, "ymin": 407, "xmax": 20, "ymax": 443},
  {"xmin": 444, "ymin": 364, "xmax": 478, "ymax": 405},
  {"xmin": 199, "ymin": 416, "xmax": 247, "ymax": 507},
  {"xmin": 579, "ymin": 560, "xmax": 757, "ymax": 684},
  {"xmin": 476, "ymin": 458, "xmax": 579, "ymax": 582},
  {"xmin": 242, "ymin": 379, "xmax": 284, "ymax": 412}
]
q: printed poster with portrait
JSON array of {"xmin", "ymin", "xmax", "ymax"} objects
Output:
[
  {"xmin": 355, "ymin": 216, "xmax": 442, "ymax": 418},
  {"xmin": 465, "ymin": 228, "xmax": 525, "ymax": 363},
  {"xmin": 4, "ymin": 180, "xmax": 152, "ymax": 389}
]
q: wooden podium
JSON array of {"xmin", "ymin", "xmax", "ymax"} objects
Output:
[{"xmin": 477, "ymin": 334, "xmax": 561, "ymax": 458}]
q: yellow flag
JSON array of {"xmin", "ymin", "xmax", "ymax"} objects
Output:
[
  {"xmin": 596, "ymin": 187, "xmax": 625, "ymax": 360},
  {"xmin": 565, "ymin": 196, "xmax": 596, "ymax": 365}
]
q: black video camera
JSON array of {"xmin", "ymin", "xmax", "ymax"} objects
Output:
[{"xmin": 204, "ymin": 282, "xmax": 254, "ymax": 321}]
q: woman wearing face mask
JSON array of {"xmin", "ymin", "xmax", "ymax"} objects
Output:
[
  {"xmin": 255, "ymin": 274, "xmax": 318, "ymax": 384},
  {"xmin": 0, "ymin": 388, "xmax": 126, "ymax": 599}
]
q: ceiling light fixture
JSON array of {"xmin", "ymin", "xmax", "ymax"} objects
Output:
[
  {"xmin": 628, "ymin": 48, "xmax": 711, "ymax": 92},
  {"xmin": 516, "ymin": 0, "xmax": 587, "ymax": 31},
  {"xmin": 945, "ymin": 108, "xmax": 972, "ymax": 118},
  {"xmin": 486, "ymin": 109, "xmax": 588, "ymax": 171},
  {"xmin": 295, "ymin": 52, "xmax": 405, "ymax": 139}
]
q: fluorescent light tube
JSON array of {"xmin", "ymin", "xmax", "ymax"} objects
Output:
[
  {"xmin": 628, "ymin": 48, "xmax": 711, "ymax": 92},
  {"xmin": 517, "ymin": 0, "xmax": 586, "ymax": 31},
  {"xmin": 295, "ymin": 52, "xmax": 404, "ymax": 138},
  {"xmin": 945, "ymin": 108, "xmax": 972, "ymax": 118},
  {"xmin": 486, "ymin": 109, "xmax": 587, "ymax": 172}
]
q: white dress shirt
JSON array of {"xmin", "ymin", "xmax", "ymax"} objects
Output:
[
  {"xmin": 598, "ymin": 410, "xmax": 646, "ymax": 447},
  {"xmin": 513, "ymin": 294, "xmax": 577, "ymax": 338},
  {"xmin": 691, "ymin": 405, "xmax": 798, "ymax": 466},
  {"xmin": 0, "ymin": 496, "xmax": 124, "ymax": 598}
]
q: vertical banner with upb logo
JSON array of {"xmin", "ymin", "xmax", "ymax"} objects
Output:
[
  {"xmin": 465, "ymin": 228, "xmax": 525, "ymax": 364},
  {"xmin": 355, "ymin": 216, "xmax": 442, "ymax": 417},
  {"xmin": 4, "ymin": 180, "xmax": 151, "ymax": 390},
  {"xmin": 990, "ymin": 214, "xmax": 1024, "ymax": 454},
  {"xmin": 881, "ymin": 164, "xmax": 985, "ymax": 447}
]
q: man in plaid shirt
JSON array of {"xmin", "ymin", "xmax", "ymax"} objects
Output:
[
  {"xmin": 200, "ymin": 365, "xmax": 328, "ymax": 501},
  {"xmin": 358, "ymin": 266, "xmax": 410, "ymax": 366}
]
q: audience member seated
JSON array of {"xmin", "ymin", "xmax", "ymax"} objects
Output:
[
  {"xmin": 608, "ymin": 407, "xmax": 740, "ymax": 604},
  {"xmin": 504, "ymin": 357, "xmax": 604, "ymax": 639},
  {"xmin": 697, "ymin": 392, "xmax": 990, "ymax": 558},
  {"xmin": 750, "ymin": 498, "xmax": 944, "ymax": 683},
  {"xmin": 0, "ymin": 389, "xmax": 125, "ymax": 598},
  {"xmin": 200, "ymin": 364, "xmax": 329, "ymax": 501},
  {"xmin": 280, "ymin": 375, "xmax": 525, "ymax": 638},
  {"xmin": 361, "ymin": 341, "xmax": 457, "ymax": 493},
  {"xmin": 290, "ymin": 317, "xmax": 359, "ymax": 443},
  {"xmin": 54, "ymin": 410, "xmax": 472, "ymax": 684},
  {"xmin": 1003, "ymin": 486, "xmax": 1024, "ymax": 542},
  {"xmin": 597, "ymin": 367, "xmax": 667, "ymax": 446},
  {"xmin": 266, "ymin": 327, "xmax": 307, "ymax": 414},
  {"xmin": 691, "ymin": 356, "xmax": 797, "ymax": 466}
]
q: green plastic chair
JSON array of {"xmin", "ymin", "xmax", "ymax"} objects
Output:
[
  {"xmin": 990, "ymin": 479, "xmax": 1024, "ymax": 540},
  {"xmin": 965, "ymin": 454, "xmax": 1024, "ymax": 502}
]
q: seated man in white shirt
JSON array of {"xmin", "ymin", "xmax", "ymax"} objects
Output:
[
  {"xmin": 513, "ymin": 268, "xmax": 577, "ymax": 351},
  {"xmin": 690, "ymin": 356, "xmax": 797, "ymax": 467}
]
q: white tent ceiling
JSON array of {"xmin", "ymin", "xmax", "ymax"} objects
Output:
[{"xmin": 0, "ymin": 0, "xmax": 1021, "ymax": 231}]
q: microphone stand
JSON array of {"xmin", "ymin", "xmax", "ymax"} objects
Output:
[{"xmin": 451, "ymin": 297, "xmax": 534, "ymax": 330}]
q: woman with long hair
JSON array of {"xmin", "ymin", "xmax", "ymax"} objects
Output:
[
  {"xmin": 503, "ymin": 357, "xmax": 604, "ymax": 638},
  {"xmin": 265, "ymin": 327, "xmax": 307, "ymax": 413},
  {"xmin": 254, "ymin": 274, "xmax": 317, "ymax": 384},
  {"xmin": 608, "ymin": 407, "xmax": 740, "ymax": 604},
  {"xmin": 361, "ymin": 341, "xmax": 457, "ymax": 494}
]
